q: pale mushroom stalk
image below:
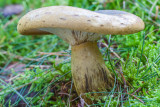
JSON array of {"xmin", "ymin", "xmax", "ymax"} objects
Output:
[
  {"xmin": 17, "ymin": 6, "xmax": 145, "ymax": 103},
  {"xmin": 71, "ymin": 41, "xmax": 114, "ymax": 95},
  {"xmin": 38, "ymin": 28, "xmax": 114, "ymax": 97}
]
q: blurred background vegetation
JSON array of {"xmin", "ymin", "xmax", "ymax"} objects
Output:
[{"xmin": 0, "ymin": 0, "xmax": 160, "ymax": 106}]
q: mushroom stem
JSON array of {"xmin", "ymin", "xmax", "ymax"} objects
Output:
[{"xmin": 71, "ymin": 41, "xmax": 114, "ymax": 102}]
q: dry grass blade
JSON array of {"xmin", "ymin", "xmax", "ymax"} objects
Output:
[
  {"xmin": 149, "ymin": 0, "xmax": 159, "ymax": 16},
  {"xmin": 7, "ymin": 73, "xmax": 22, "ymax": 82},
  {"xmin": 29, "ymin": 65, "xmax": 51, "ymax": 69},
  {"xmin": 37, "ymin": 52, "xmax": 70, "ymax": 56},
  {"xmin": 1, "ymin": 51, "xmax": 45, "ymax": 61},
  {"xmin": 1, "ymin": 51, "xmax": 70, "ymax": 63},
  {"xmin": 3, "ymin": 15, "xmax": 21, "ymax": 29},
  {"xmin": 155, "ymin": 6, "xmax": 160, "ymax": 19}
]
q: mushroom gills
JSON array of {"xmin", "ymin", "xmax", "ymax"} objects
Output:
[{"xmin": 39, "ymin": 28, "xmax": 102, "ymax": 45}]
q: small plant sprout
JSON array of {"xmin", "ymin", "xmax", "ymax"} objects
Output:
[{"xmin": 17, "ymin": 6, "xmax": 145, "ymax": 103}]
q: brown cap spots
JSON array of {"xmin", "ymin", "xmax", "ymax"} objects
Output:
[{"xmin": 17, "ymin": 6, "xmax": 144, "ymax": 35}]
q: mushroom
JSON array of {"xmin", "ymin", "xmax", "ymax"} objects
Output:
[{"xmin": 17, "ymin": 6, "xmax": 144, "ymax": 103}]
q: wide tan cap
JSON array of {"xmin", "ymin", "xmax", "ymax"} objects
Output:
[{"xmin": 17, "ymin": 6, "xmax": 144, "ymax": 35}]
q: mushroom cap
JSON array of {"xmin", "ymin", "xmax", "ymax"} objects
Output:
[{"xmin": 17, "ymin": 6, "xmax": 144, "ymax": 35}]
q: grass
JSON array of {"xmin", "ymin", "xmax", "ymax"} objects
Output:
[{"xmin": 0, "ymin": 0, "xmax": 160, "ymax": 106}]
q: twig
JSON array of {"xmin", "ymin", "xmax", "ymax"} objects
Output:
[
  {"xmin": 58, "ymin": 92, "xmax": 70, "ymax": 96},
  {"xmin": 102, "ymin": 43, "xmax": 124, "ymax": 63},
  {"xmin": 119, "ymin": 67, "xmax": 127, "ymax": 98},
  {"xmin": 132, "ymin": 87, "xmax": 142, "ymax": 95},
  {"xmin": 118, "ymin": 66, "xmax": 134, "ymax": 89},
  {"xmin": 71, "ymin": 96, "xmax": 80, "ymax": 102},
  {"xmin": 64, "ymin": 81, "xmax": 71, "ymax": 88},
  {"xmin": 127, "ymin": 93, "xmax": 145, "ymax": 104}
]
